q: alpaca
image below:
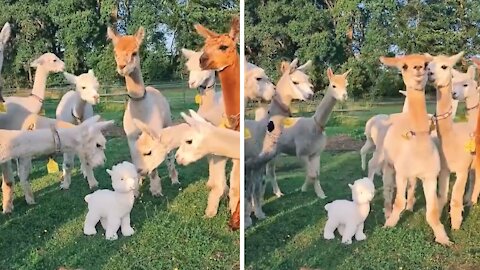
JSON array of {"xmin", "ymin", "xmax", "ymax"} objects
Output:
[
  {"xmin": 84, "ymin": 161, "xmax": 139, "ymax": 240},
  {"xmin": 0, "ymin": 22, "xmax": 11, "ymax": 102},
  {"xmin": 266, "ymin": 68, "xmax": 350, "ymax": 198},
  {"xmin": 194, "ymin": 17, "xmax": 241, "ymax": 230},
  {"xmin": 425, "ymin": 52, "xmax": 477, "ymax": 229},
  {"xmin": 56, "ymin": 70, "xmax": 101, "ymax": 190},
  {"xmin": 324, "ymin": 177, "xmax": 375, "ymax": 245},
  {"xmin": 244, "ymin": 59, "xmax": 314, "ymax": 228},
  {"xmin": 468, "ymin": 57, "xmax": 480, "ymax": 205},
  {"xmin": 1, "ymin": 115, "xmax": 113, "ymax": 213},
  {"xmin": 245, "ymin": 60, "xmax": 276, "ymax": 101},
  {"xmin": 373, "ymin": 54, "xmax": 451, "ymax": 245},
  {"xmin": 107, "ymin": 26, "xmax": 179, "ymax": 197},
  {"xmin": 176, "ymin": 110, "xmax": 240, "ymax": 164}
]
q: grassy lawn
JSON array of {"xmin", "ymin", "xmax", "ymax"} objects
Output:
[
  {"xmin": 245, "ymin": 100, "xmax": 480, "ymax": 270},
  {"xmin": 0, "ymin": 86, "xmax": 239, "ymax": 269}
]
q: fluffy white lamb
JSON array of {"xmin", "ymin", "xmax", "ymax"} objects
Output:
[
  {"xmin": 83, "ymin": 161, "xmax": 139, "ymax": 240},
  {"xmin": 323, "ymin": 177, "xmax": 375, "ymax": 245}
]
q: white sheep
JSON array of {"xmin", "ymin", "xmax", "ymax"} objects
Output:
[
  {"xmin": 83, "ymin": 161, "xmax": 139, "ymax": 240},
  {"xmin": 324, "ymin": 177, "xmax": 375, "ymax": 245}
]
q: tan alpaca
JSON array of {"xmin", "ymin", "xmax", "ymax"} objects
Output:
[
  {"xmin": 107, "ymin": 26, "xmax": 178, "ymax": 197},
  {"xmin": 374, "ymin": 54, "xmax": 451, "ymax": 245}
]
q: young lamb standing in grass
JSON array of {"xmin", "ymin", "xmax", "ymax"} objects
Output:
[
  {"xmin": 107, "ymin": 26, "xmax": 179, "ymax": 197},
  {"xmin": 0, "ymin": 115, "xmax": 113, "ymax": 213},
  {"xmin": 0, "ymin": 22, "xmax": 11, "ymax": 102},
  {"xmin": 266, "ymin": 68, "xmax": 350, "ymax": 198},
  {"xmin": 324, "ymin": 177, "xmax": 375, "ymax": 244},
  {"xmin": 373, "ymin": 54, "xmax": 451, "ymax": 245},
  {"xmin": 84, "ymin": 161, "xmax": 139, "ymax": 240},
  {"xmin": 56, "ymin": 70, "xmax": 101, "ymax": 190}
]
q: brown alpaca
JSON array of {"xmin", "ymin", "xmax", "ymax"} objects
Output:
[
  {"xmin": 195, "ymin": 17, "xmax": 240, "ymax": 230},
  {"xmin": 471, "ymin": 57, "xmax": 480, "ymax": 204}
]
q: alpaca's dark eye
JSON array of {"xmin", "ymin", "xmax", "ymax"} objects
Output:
[
  {"xmin": 132, "ymin": 52, "xmax": 138, "ymax": 57},
  {"xmin": 96, "ymin": 143, "xmax": 102, "ymax": 148},
  {"xmin": 293, "ymin": 81, "xmax": 299, "ymax": 85},
  {"xmin": 186, "ymin": 140, "xmax": 193, "ymax": 144},
  {"xmin": 441, "ymin": 65, "xmax": 447, "ymax": 70},
  {"xmin": 82, "ymin": 86, "xmax": 86, "ymax": 90},
  {"xmin": 256, "ymin": 77, "xmax": 262, "ymax": 81},
  {"xmin": 332, "ymin": 85, "xmax": 336, "ymax": 88},
  {"xmin": 424, "ymin": 62, "xmax": 428, "ymax": 69},
  {"xmin": 464, "ymin": 84, "xmax": 468, "ymax": 87},
  {"xmin": 120, "ymin": 178, "xmax": 124, "ymax": 181},
  {"xmin": 143, "ymin": 150, "xmax": 152, "ymax": 156},
  {"xmin": 219, "ymin": 45, "xmax": 228, "ymax": 51},
  {"xmin": 53, "ymin": 59, "xmax": 57, "ymax": 62},
  {"xmin": 402, "ymin": 64, "xmax": 408, "ymax": 70}
]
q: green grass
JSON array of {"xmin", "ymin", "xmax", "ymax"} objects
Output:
[
  {"xmin": 0, "ymin": 87, "xmax": 239, "ymax": 269},
  {"xmin": 245, "ymin": 101, "xmax": 480, "ymax": 270}
]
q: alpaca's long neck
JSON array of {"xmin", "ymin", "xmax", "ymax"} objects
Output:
[
  {"xmin": 0, "ymin": 128, "xmax": 76, "ymax": 163},
  {"xmin": 73, "ymin": 94, "xmax": 87, "ymax": 121},
  {"xmin": 402, "ymin": 96, "xmax": 409, "ymax": 112},
  {"xmin": 31, "ymin": 67, "xmax": 49, "ymax": 99},
  {"xmin": 204, "ymin": 127, "xmax": 240, "ymax": 159},
  {"xmin": 218, "ymin": 55, "xmax": 240, "ymax": 130},
  {"xmin": 199, "ymin": 85, "xmax": 217, "ymax": 109},
  {"xmin": 265, "ymin": 75, "xmax": 293, "ymax": 117},
  {"xmin": 435, "ymin": 82, "xmax": 454, "ymax": 136},
  {"xmin": 124, "ymin": 63, "xmax": 145, "ymax": 98},
  {"xmin": 312, "ymin": 89, "xmax": 337, "ymax": 129},
  {"xmin": 406, "ymin": 87, "xmax": 430, "ymax": 138},
  {"xmin": 466, "ymin": 89, "xmax": 479, "ymax": 129}
]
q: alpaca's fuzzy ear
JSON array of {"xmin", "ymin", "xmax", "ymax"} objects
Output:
[
  {"xmin": 181, "ymin": 48, "xmax": 195, "ymax": 59},
  {"xmin": 92, "ymin": 120, "xmax": 114, "ymax": 133},
  {"xmin": 399, "ymin": 90, "xmax": 407, "ymax": 96},
  {"xmin": 189, "ymin": 109, "xmax": 208, "ymax": 124},
  {"xmin": 63, "ymin": 72, "xmax": 77, "ymax": 84},
  {"xmin": 342, "ymin": 69, "xmax": 352, "ymax": 78},
  {"xmin": 106, "ymin": 169, "xmax": 113, "ymax": 176},
  {"xmin": 194, "ymin": 24, "xmax": 219, "ymax": 39},
  {"xmin": 449, "ymin": 51, "xmax": 464, "ymax": 66},
  {"xmin": 326, "ymin": 67, "xmax": 334, "ymax": 80},
  {"xmin": 0, "ymin": 22, "xmax": 11, "ymax": 44},
  {"xmin": 30, "ymin": 57, "xmax": 44, "ymax": 68},
  {"xmin": 88, "ymin": 69, "xmax": 95, "ymax": 76},
  {"xmin": 348, "ymin": 183, "xmax": 353, "ymax": 189},
  {"xmin": 297, "ymin": 60, "xmax": 312, "ymax": 72},
  {"xmin": 229, "ymin": 16, "xmax": 240, "ymax": 43},
  {"xmin": 106, "ymin": 26, "xmax": 119, "ymax": 45},
  {"xmin": 467, "ymin": 65, "xmax": 476, "ymax": 80},
  {"xmin": 135, "ymin": 26, "xmax": 145, "ymax": 45},
  {"xmin": 280, "ymin": 61, "xmax": 291, "ymax": 74},
  {"xmin": 181, "ymin": 112, "xmax": 195, "ymax": 126},
  {"xmin": 380, "ymin": 56, "xmax": 404, "ymax": 69},
  {"xmin": 133, "ymin": 119, "xmax": 158, "ymax": 140},
  {"xmin": 289, "ymin": 58, "xmax": 299, "ymax": 70}
]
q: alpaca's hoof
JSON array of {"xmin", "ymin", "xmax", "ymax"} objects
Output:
[
  {"xmin": 2, "ymin": 206, "xmax": 13, "ymax": 214},
  {"xmin": 150, "ymin": 190, "xmax": 163, "ymax": 197},
  {"xmin": 84, "ymin": 227, "xmax": 97, "ymax": 236},
  {"xmin": 435, "ymin": 236, "xmax": 453, "ymax": 246},
  {"xmin": 355, "ymin": 233, "xmax": 367, "ymax": 241},
  {"xmin": 88, "ymin": 181, "xmax": 99, "ymax": 190},
  {"xmin": 59, "ymin": 182, "xmax": 70, "ymax": 190},
  {"xmin": 301, "ymin": 185, "xmax": 308, "ymax": 192},
  {"xmin": 341, "ymin": 238, "xmax": 352, "ymax": 245},
  {"xmin": 106, "ymin": 233, "xmax": 118, "ymax": 240},
  {"xmin": 171, "ymin": 179, "xmax": 180, "ymax": 185},
  {"xmin": 450, "ymin": 216, "xmax": 463, "ymax": 231},
  {"xmin": 317, "ymin": 193, "xmax": 327, "ymax": 199},
  {"xmin": 274, "ymin": 191, "xmax": 284, "ymax": 198},
  {"xmin": 383, "ymin": 216, "xmax": 399, "ymax": 228},
  {"xmin": 255, "ymin": 211, "xmax": 266, "ymax": 220},
  {"xmin": 122, "ymin": 227, "xmax": 135, "ymax": 237},
  {"xmin": 405, "ymin": 202, "xmax": 415, "ymax": 211},
  {"xmin": 25, "ymin": 197, "xmax": 36, "ymax": 205},
  {"xmin": 324, "ymin": 233, "xmax": 335, "ymax": 240},
  {"xmin": 204, "ymin": 208, "xmax": 218, "ymax": 218}
]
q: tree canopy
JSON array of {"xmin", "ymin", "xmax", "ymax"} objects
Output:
[
  {"xmin": 0, "ymin": 0, "xmax": 238, "ymax": 88},
  {"xmin": 246, "ymin": 0, "xmax": 480, "ymax": 98}
]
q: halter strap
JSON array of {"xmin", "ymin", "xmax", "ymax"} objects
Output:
[
  {"xmin": 71, "ymin": 108, "xmax": 82, "ymax": 124},
  {"xmin": 432, "ymin": 106, "xmax": 453, "ymax": 121},
  {"xmin": 197, "ymin": 83, "xmax": 215, "ymax": 92},
  {"xmin": 272, "ymin": 95, "xmax": 292, "ymax": 117},
  {"xmin": 50, "ymin": 126, "xmax": 62, "ymax": 153},
  {"xmin": 127, "ymin": 89, "xmax": 147, "ymax": 101},
  {"xmin": 30, "ymin": 93, "xmax": 43, "ymax": 103},
  {"xmin": 466, "ymin": 103, "xmax": 479, "ymax": 111}
]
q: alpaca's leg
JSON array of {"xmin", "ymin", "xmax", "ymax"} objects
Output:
[
  {"xmin": 360, "ymin": 138, "xmax": 374, "ymax": 171},
  {"xmin": 337, "ymin": 224, "xmax": 345, "ymax": 236},
  {"xmin": 368, "ymin": 151, "xmax": 381, "ymax": 180},
  {"xmin": 464, "ymin": 169, "xmax": 474, "ymax": 205},
  {"xmin": 78, "ymin": 154, "xmax": 98, "ymax": 189},
  {"xmin": 437, "ymin": 168, "xmax": 450, "ymax": 211},
  {"xmin": 323, "ymin": 218, "xmax": 338, "ymax": 240},
  {"xmin": 355, "ymin": 223, "xmax": 366, "ymax": 241},
  {"xmin": 385, "ymin": 173, "xmax": 407, "ymax": 227},
  {"xmin": 470, "ymin": 164, "xmax": 480, "ymax": 204},
  {"xmin": 60, "ymin": 152, "xmax": 75, "ymax": 190},
  {"xmin": 382, "ymin": 164, "xmax": 395, "ymax": 219},
  {"xmin": 121, "ymin": 214, "xmax": 135, "ymax": 236},
  {"xmin": 1, "ymin": 162, "xmax": 14, "ymax": 213},
  {"xmin": 100, "ymin": 217, "xmax": 107, "ymax": 230},
  {"xmin": 266, "ymin": 158, "xmax": 283, "ymax": 197},
  {"xmin": 450, "ymin": 171, "xmax": 469, "ymax": 230},
  {"xmin": 206, "ymin": 155, "xmax": 215, "ymax": 189},
  {"xmin": 84, "ymin": 211, "xmax": 101, "ymax": 235},
  {"xmin": 18, "ymin": 157, "xmax": 35, "ymax": 205},
  {"xmin": 310, "ymin": 155, "xmax": 326, "ymax": 198},
  {"xmin": 406, "ymin": 177, "xmax": 417, "ymax": 211},
  {"xmin": 229, "ymin": 159, "xmax": 240, "ymax": 214},
  {"xmin": 341, "ymin": 224, "xmax": 357, "ymax": 245},
  {"xmin": 422, "ymin": 177, "xmax": 452, "ymax": 245},
  {"xmin": 300, "ymin": 156, "xmax": 312, "ymax": 192},
  {"xmin": 253, "ymin": 169, "xmax": 266, "ymax": 219},
  {"xmin": 166, "ymin": 151, "xmax": 179, "ymax": 185},
  {"xmin": 244, "ymin": 170, "xmax": 254, "ymax": 228},
  {"xmin": 205, "ymin": 157, "xmax": 227, "ymax": 218},
  {"xmin": 105, "ymin": 217, "xmax": 121, "ymax": 240},
  {"xmin": 148, "ymin": 170, "xmax": 163, "ymax": 197}
]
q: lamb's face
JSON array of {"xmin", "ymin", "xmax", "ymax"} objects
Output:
[
  {"xmin": 31, "ymin": 53, "xmax": 65, "ymax": 73},
  {"xmin": 182, "ymin": 48, "xmax": 215, "ymax": 89},
  {"xmin": 107, "ymin": 161, "xmax": 139, "ymax": 193},
  {"xmin": 245, "ymin": 62, "xmax": 276, "ymax": 101},
  {"xmin": 175, "ymin": 127, "xmax": 207, "ymax": 166},
  {"xmin": 134, "ymin": 131, "xmax": 169, "ymax": 175},
  {"xmin": 426, "ymin": 52, "xmax": 464, "ymax": 88},
  {"xmin": 327, "ymin": 68, "xmax": 350, "ymax": 101},
  {"xmin": 350, "ymin": 178, "xmax": 375, "ymax": 204}
]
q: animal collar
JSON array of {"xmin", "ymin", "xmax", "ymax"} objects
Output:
[
  {"xmin": 466, "ymin": 103, "xmax": 479, "ymax": 111},
  {"xmin": 272, "ymin": 95, "xmax": 292, "ymax": 117},
  {"xmin": 50, "ymin": 126, "xmax": 62, "ymax": 153},
  {"xmin": 198, "ymin": 82, "xmax": 215, "ymax": 92},
  {"xmin": 30, "ymin": 93, "xmax": 44, "ymax": 103},
  {"xmin": 312, "ymin": 115, "xmax": 325, "ymax": 133},
  {"xmin": 432, "ymin": 106, "xmax": 452, "ymax": 122},
  {"xmin": 226, "ymin": 113, "xmax": 241, "ymax": 131},
  {"xmin": 71, "ymin": 108, "xmax": 82, "ymax": 124},
  {"xmin": 127, "ymin": 89, "xmax": 147, "ymax": 101}
]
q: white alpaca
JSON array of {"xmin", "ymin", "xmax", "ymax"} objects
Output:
[
  {"xmin": 323, "ymin": 177, "xmax": 375, "ymax": 245},
  {"xmin": 56, "ymin": 70, "xmax": 101, "ymax": 189},
  {"xmin": 0, "ymin": 22, "xmax": 11, "ymax": 102},
  {"xmin": 266, "ymin": 68, "xmax": 350, "ymax": 198},
  {"xmin": 245, "ymin": 60, "xmax": 276, "ymax": 101},
  {"xmin": 0, "ymin": 115, "xmax": 113, "ymax": 213},
  {"xmin": 83, "ymin": 161, "xmax": 139, "ymax": 240},
  {"xmin": 176, "ymin": 110, "xmax": 240, "ymax": 165}
]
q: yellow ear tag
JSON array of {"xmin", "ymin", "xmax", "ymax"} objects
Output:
[
  {"xmin": 465, "ymin": 139, "xmax": 476, "ymax": 154},
  {"xmin": 194, "ymin": 94, "xmax": 202, "ymax": 105},
  {"xmin": 47, "ymin": 158, "xmax": 59, "ymax": 174},
  {"xmin": 244, "ymin": 128, "xmax": 252, "ymax": 139},
  {"xmin": 218, "ymin": 117, "xmax": 230, "ymax": 129},
  {"xmin": 0, "ymin": 102, "xmax": 6, "ymax": 113},
  {"xmin": 401, "ymin": 132, "xmax": 412, "ymax": 140},
  {"xmin": 283, "ymin": 117, "xmax": 297, "ymax": 128}
]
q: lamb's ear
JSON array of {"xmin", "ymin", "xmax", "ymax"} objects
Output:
[
  {"xmin": 63, "ymin": 72, "xmax": 77, "ymax": 84},
  {"xmin": 348, "ymin": 183, "xmax": 353, "ymax": 189},
  {"xmin": 88, "ymin": 69, "xmax": 95, "ymax": 76},
  {"xmin": 0, "ymin": 22, "xmax": 11, "ymax": 44},
  {"xmin": 449, "ymin": 51, "xmax": 464, "ymax": 66},
  {"xmin": 135, "ymin": 26, "xmax": 145, "ymax": 45},
  {"xmin": 133, "ymin": 119, "xmax": 158, "ymax": 140},
  {"xmin": 106, "ymin": 169, "xmax": 113, "ymax": 176},
  {"xmin": 297, "ymin": 60, "xmax": 312, "ymax": 72},
  {"xmin": 194, "ymin": 24, "xmax": 219, "ymax": 39},
  {"xmin": 326, "ymin": 67, "xmax": 334, "ymax": 80},
  {"xmin": 106, "ymin": 26, "xmax": 119, "ymax": 45},
  {"xmin": 467, "ymin": 65, "xmax": 476, "ymax": 80},
  {"xmin": 181, "ymin": 48, "xmax": 195, "ymax": 59},
  {"xmin": 228, "ymin": 16, "xmax": 240, "ymax": 43}
]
